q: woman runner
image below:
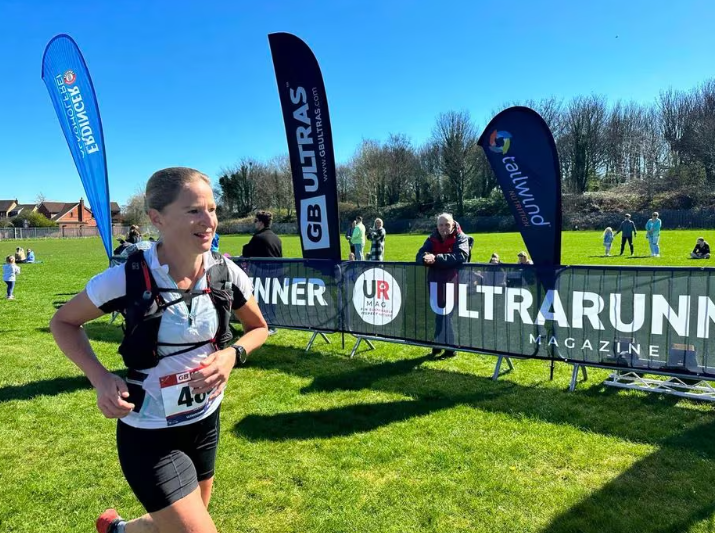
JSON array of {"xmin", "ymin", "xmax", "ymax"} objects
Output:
[{"xmin": 51, "ymin": 167, "xmax": 268, "ymax": 533}]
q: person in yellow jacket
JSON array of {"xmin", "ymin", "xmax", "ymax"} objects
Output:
[{"xmin": 350, "ymin": 216, "xmax": 366, "ymax": 260}]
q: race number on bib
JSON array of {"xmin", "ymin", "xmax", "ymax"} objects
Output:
[{"xmin": 159, "ymin": 368, "xmax": 213, "ymax": 426}]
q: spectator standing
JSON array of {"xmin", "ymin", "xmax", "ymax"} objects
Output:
[
  {"xmin": 345, "ymin": 221, "xmax": 356, "ymax": 257},
  {"xmin": 242, "ymin": 210, "xmax": 283, "ymax": 258},
  {"xmin": 645, "ymin": 212, "xmax": 662, "ymax": 257},
  {"xmin": 603, "ymin": 227, "xmax": 614, "ymax": 256},
  {"xmin": 368, "ymin": 218, "xmax": 386, "ymax": 261},
  {"xmin": 416, "ymin": 213, "xmax": 470, "ymax": 359},
  {"xmin": 614, "ymin": 214, "xmax": 637, "ymax": 256},
  {"xmin": 3, "ymin": 255, "xmax": 20, "ymax": 299},
  {"xmin": 351, "ymin": 216, "xmax": 366, "ymax": 260}
]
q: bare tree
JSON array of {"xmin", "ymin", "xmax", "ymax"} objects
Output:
[
  {"xmin": 560, "ymin": 95, "xmax": 607, "ymax": 193},
  {"xmin": 383, "ymin": 133, "xmax": 418, "ymax": 205},
  {"xmin": 432, "ymin": 110, "xmax": 479, "ymax": 215},
  {"xmin": 658, "ymin": 88, "xmax": 692, "ymax": 166}
]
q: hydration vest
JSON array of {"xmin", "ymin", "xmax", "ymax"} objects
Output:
[{"xmin": 118, "ymin": 250, "xmax": 234, "ymax": 370}]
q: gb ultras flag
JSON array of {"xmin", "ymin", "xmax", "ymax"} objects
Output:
[
  {"xmin": 42, "ymin": 34, "xmax": 112, "ymax": 259},
  {"xmin": 479, "ymin": 107, "xmax": 562, "ymax": 267},
  {"xmin": 269, "ymin": 32, "xmax": 341, "ymax": 261}
]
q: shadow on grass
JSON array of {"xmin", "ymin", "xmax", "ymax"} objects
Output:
[
  {"xmin": 0, "ymin": 375, "xmax": 93, "ymax": 403},
  {"xmin": 234, "ymin": 347, "xmax": 715, "ymax": 533}
]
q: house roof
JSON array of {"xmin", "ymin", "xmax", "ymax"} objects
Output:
[
  {"xmin": 110, "ymin": 201, "xmax": 120, "ymax": 214},
  {"xmin": 0, "ymin": 199, "xmax": 17, "ymax": 212},
  {"xmin": 41, "ymin": 201, "xmax": 69, "ymax": 214},
  {"xmin": 8, "ymin": 204, "xmax": 37, "ymax": 216},
  {"xmin": 52, "ymin": 203, "xmax": 79, "ymax": 221}
]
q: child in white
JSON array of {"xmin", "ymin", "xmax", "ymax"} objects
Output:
[
  {"xmin": 3, "ymin": 255, "xmax": 20, "ymax": 299},
  {"xmin": 603, "ymin": 227, "xmax": 614, "ymax": 256}
]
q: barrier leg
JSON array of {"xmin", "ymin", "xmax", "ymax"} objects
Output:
[
  {"xmin": 581, "ymin": 365, "xmax": 588, "ymax": 382},
  {"xmin": 492, "ymin": 356, "xmax": 514, "ymax": 380},
  {"xmin": 365, "ymin": 339, "xmax": 375, "ymax": 350},
  {"xmin": 569, "ymin": 364, "xmax": 584, "ymax": 392},
  {"xmin": 305, "ymin": 331, "xmax": 331, "ymax": 352},
  {"xmin": 305, "ymin": 332, "xmax": 319, "ymax": 352},
  {"xmin": 350, "ymin": 337, "xmax": 363, "ymax": 359}
]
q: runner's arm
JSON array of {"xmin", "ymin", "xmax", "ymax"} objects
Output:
[{"xmin": 50, "ymin": 290, "xmax": 135, "ymax": 417}]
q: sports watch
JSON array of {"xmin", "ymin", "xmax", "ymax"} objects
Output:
[{"xmin": 231, "ymin": 344, "xmax": 248, "ymax": 365}]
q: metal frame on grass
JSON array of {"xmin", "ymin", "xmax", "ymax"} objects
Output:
[{"xmin": 604, "ymin": 369, "xmax": 715, "ymax": 401}]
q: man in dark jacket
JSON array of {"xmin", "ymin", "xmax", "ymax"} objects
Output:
[
  {"xmin": 614, "ymin": 213, "xmax": 637, "ymax": 256},
  {"xmin": 416, "ymin": 213, "xmax": 470, "ymax": 359},
  {"xmin": 691, "ymin": 238, "xmax": 711, "ymax": 259},
  {"xmin": 242, "ymin": 210, "xmax": 283, "ymax": 258}
]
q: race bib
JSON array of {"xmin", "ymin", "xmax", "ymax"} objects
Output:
[{"xmin": 159, "ymin": 368, "xmax": 213, "ymax": 426}]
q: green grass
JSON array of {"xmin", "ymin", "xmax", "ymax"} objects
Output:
[{"xmin": 1, "ymin": 231, "xmax": 715, "ymax": 533}]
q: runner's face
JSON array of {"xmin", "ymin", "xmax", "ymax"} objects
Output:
[{"xmin": 151, "ymin": 179, "xmax": 217, "ymax": 253}]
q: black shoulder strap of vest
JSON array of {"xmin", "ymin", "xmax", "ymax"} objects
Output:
[
  {"xmin": 123, "ymin": 250, "xmax": 158, "ymax": 319},
  {"xmin": 207, "ymin": 251, "xmax": 231, "ymax": 290}
]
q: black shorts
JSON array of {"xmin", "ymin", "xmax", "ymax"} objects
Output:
[{"xmin": 116, "ymin": 406, "xmax": 221, "ymax": 513}]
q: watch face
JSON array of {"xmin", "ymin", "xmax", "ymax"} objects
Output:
[{"xmin": 235, "ymin": 345, "xmax": 247, "ymax": 364}]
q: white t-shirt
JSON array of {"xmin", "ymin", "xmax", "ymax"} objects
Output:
[{"xmin": 86, "ymin": 243, "xmax": 253, "ymax": 429}]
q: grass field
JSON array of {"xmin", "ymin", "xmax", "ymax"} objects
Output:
[{"xmin": 1, "ymin": 231, "xmax": 715, "ymax": 533}]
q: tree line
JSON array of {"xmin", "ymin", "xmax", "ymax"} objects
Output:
[{"xmin": 125, "ymin": 78, "xmax": 715, "ymax": 222}]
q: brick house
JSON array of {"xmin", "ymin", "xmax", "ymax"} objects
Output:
[{"xmin": 37, "ymin": 199, "xmax": 97, "ymax": 228}]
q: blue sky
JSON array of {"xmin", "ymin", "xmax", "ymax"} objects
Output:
[{"xmin": 1, "ymin": 0, "xmax": 714, "ymax": 207}]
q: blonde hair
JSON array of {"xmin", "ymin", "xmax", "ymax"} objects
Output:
[
  {"xmin": 6, "ymin": 255, "xmax": 14, "ymax": 263},
  {"xmin": 604, "ymin": 227, "xmax": 613, "ymax": 234},
  {"xmin": 375, "ymin": 218, "xmax": 383, "ymax": 227},
  {"xmin": 145, "ymin": 167, "xmax": 210, "ymax": 213}
]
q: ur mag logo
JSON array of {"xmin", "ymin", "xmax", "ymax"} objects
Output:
[
  {"xmin": 489, "ymin": 130, "xmax": 512, "ymax": 154},
  {"xmin": 353, "ymin": 268, "xmax": 402, "ymax": 326},
  {"xmin": 62, "ymin": 70, "xmax": 77, "ymax": 85}
]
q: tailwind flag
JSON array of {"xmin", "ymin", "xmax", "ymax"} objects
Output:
[{"xmin": 479, "ymin": 106, "xmax": 562, "ymax": 267}]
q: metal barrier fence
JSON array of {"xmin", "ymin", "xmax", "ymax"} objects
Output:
[
  {"xmin": 0, "ymin": 225, "xmax": 155, "ymax": 240},
  {"xmin": 237, "ymin": 258, "xmax": 715, "ymax": 393}
]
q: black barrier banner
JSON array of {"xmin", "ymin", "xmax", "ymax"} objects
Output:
[
  {"xmin": 342, "ymin": 262, "xmax": 715, "ymax": 376},
  {"xmin": 268, "ymin": 32, "xmax": 341, "ymax": 261},
  {"xmin": 479, "ymin": 107, "xmax": 562, "ymax": 267},
  {"xmin": 237, "ymin": 259, "xmax": 340, "ymax": 332}
]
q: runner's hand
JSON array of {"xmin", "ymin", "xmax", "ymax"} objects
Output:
[
  {"xmin": 189, "ymin": 349, "xmax": 235, "ymax": 400},
  {"xmin": 95, "ymin": 373, "xmax": 134, "ymax": 419}
]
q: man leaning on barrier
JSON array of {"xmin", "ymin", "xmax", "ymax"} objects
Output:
[{"xmin": 416, "ymin": 213, "xmax": 470, "ymax": 359}]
